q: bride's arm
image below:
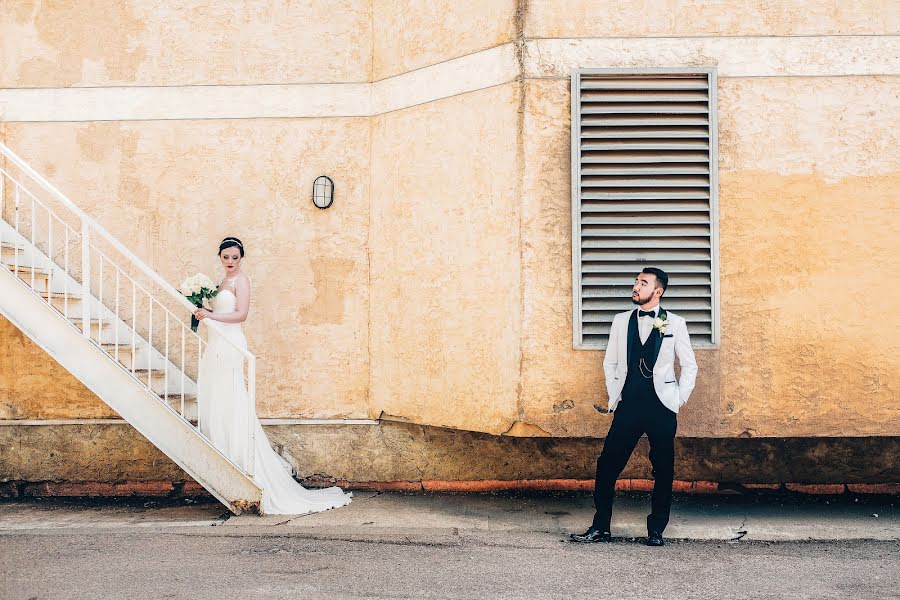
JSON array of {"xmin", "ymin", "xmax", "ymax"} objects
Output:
[{"xmin": 208, "ymin": 275, "xmax": 251, "ymax": 324}]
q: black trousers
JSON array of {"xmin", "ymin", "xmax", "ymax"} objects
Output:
[{"xmin": 591, "ymin": 391, "xmax": 677, "ymax": 534}]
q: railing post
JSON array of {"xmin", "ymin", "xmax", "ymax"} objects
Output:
[
  {"xmin": 0, "ymin": 173, "xmax": 4, "ymax": 239},
  {"xmin": 81, "ymin": 219, "xmax": 90, "ymax": 336}
]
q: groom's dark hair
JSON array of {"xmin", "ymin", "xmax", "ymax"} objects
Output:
[{"xmin": 642, "ymin": 267, "xmax": 668, "ymax": 292}]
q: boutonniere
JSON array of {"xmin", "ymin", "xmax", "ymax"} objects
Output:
[{"xmin": 652, "ymin": 313, "xmax": 668, "ymax": 337}]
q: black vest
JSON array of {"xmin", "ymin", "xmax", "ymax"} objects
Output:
[{"xmin": 622, "ymin": 310, "xmax": 660, "ymax": 403}]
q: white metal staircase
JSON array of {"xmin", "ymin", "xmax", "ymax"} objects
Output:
[{"xmin": 0, "ymin": 142, "xmax": 262, "ymax": 514}]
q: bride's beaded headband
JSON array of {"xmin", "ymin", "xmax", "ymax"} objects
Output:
[{"xmin": 221, "ymin": 238, "xmax": 243, "ymax": 248}]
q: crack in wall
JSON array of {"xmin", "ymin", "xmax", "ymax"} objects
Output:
[{"xmin": 514, "ymin": 0, "xmax": 528, "ymax": 424}]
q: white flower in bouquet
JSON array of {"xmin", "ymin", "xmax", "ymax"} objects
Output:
[
  {"xmin": 179, "ymin": 273, "xmax": 216, "ymax": 297},
  {"xmin": 180, "ymin": 273, "xmax": 219, "ymax": 331}
]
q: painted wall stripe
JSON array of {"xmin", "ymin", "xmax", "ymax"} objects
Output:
[
  {"xmin": 525, "ymin": 36, "xmax": 900, "ymax": 78},
  {"xmin": 0, "ymin": 36, "xmax": 895, "ymax": 122}
]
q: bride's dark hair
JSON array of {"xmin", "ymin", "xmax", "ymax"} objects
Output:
[{"xmin": 218, "ymin": 236, "xmax": 245, "ymax": 258}]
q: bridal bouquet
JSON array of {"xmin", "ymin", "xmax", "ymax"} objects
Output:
[{"xmin": 180, "ymin": 273, "xmax": 218, "ymax": 332}]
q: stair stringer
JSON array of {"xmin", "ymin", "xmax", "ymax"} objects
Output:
[{"xmin": 0, "ymin": 268, "xmax": 262, "ymax": 514}]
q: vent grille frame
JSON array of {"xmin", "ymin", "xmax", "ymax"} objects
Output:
[{"xmin": 571, "ymin": 68, "xmax": 720, "ymax": 350}]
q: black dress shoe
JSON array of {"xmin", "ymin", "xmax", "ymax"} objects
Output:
[
  {"xmin": 570, "ymin": 527, "xmax": 612, "ymax": 543},
  {"xmin": 645, "ymin": 531, "xmax": 665, "ymax": 546}
]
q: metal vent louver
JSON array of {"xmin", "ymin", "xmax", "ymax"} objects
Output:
[{"xmin": 571, "ymin": 70, "xmax": 719, "ymax": 348}]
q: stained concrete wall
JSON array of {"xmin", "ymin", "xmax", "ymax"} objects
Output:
[
  {"xmin": 0, "ymin": 119, "xmax": 372, "ymax": 420},
  {"xmin": 0, "ymin": 318, "xmax": 114, "ymax": 419},
  {"xmin": 518, "ymin": 74, "xmax": 900, "ymax": 439},
  {"xmin": 1, "ymin": 0, "xmax": 898, "ymax": 471},
  {"xmin": 0, "ymin": 0, "xmax": 372, "ymax": 86},
  {"xmin": 369, "ymin": 84, "xmax": 522, "ymax": 434},
  {"xmin": 2, "ymin": 422, "xmax": 898, "ymax": 486},
  {"xmin": 372, "ymin": 0, "xmax": 517, "ymax": 80},
  {"xmin": 524, "ymin": 0, "xmax": 897, "ymax": 37}
]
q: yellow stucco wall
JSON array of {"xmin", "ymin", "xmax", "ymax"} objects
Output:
[
  {"xmin": 518, "ymin": 77, "xmax": 900, "ymax": 438},
  {"xmin": 525, "ymin": 0, "xmax": 897, "ymax": 37},
  {"xmin": 1, "ymin": 119, "xmax": 372, "ymax": 420},
  {"xmin": 0, "ymin": 316, "xmax": 115, "ymax": 419},
  {"xmin": 0, "ymin": 0, "xmax": 372, "ymax": 87},
  {"xmin": 372, "ymin": 0, "xmax": 517, "ymax": 80},
  {"xmin": 370, "ymin": 83, "xmax": 522, "ymax": 433},
  {"xmin": 1, "ymin": 1, "xmax": 897, "ymax": 439}
]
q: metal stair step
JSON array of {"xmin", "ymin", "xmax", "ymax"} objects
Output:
[
  {"xmin": 101, "ymin": 342, "xmax": 137, "ymax": 353},
  {"xmin": 160, "ymin": 392, "xmax": 197, "ymax": 402},
  {"xmin": 159, "ymin": 392, "xmax": 199, "ymax": 424},
  {"xmin": 133, "ymin": 368, "xmax": 171, "ymax": 378},
  {"xmin": 6, "ymin": 263, "xmax": 50, "ymax": 277},
  {"xmin": 40, "ymin": 291, "xmax": 82, "ymax": 301},
  {"xmin": 67, "ymin": 316, "xmax": 111, "ymax": 327}
]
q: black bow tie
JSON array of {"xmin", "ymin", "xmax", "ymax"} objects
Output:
[{"xmin": 638, "ymin": 310, "xmax": 656, "ymax": 318}]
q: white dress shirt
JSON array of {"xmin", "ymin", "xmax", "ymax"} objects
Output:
[{"xmin": 637, "ymin": 303, "xmax": 661, "ymax": 344}]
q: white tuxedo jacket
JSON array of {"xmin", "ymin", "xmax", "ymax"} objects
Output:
[{"xmin": 603, "ymin": 308, "xmax": 698, "ymax": 414}]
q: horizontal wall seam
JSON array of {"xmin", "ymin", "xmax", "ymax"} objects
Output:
[
  {"xmin": 528, "ymin": 73, "xmax": 900, "ymax": 80},
  {"xmin": 0, "ymin": 422, "xmax": 894, "ymax": 438},
  {"xmin": 2, "ymin": 36, "xmax": 896, "ymax": 122},
  {"xmin": 1, "ymin": 34, "xmax": 894, "ymax": 91},
  {"xmin": 525, "ymin": 33, "xmax": 900, "ymax": 41},
  {"xmin": 525, "ymin": 36, "xmax": 900, "ymax": 79},
  {"xmin": 0, "ymin": 80, "xmax": 520, "ymax": 124}
]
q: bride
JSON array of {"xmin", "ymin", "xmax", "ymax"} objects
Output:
[{"xmin": 193, "ymin": 236, "xmax": 352, "ymax": 515}]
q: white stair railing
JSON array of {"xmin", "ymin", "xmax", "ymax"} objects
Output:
[{"xmin": 0, "ymin": 142, "xmax": 257, "ymax": 478}]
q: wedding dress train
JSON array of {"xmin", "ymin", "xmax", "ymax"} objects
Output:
[{"xmin": 197, "ymin": 289, "xmax": 351, "ymax": 514}]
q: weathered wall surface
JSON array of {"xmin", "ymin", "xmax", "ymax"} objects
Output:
[
  {"xmin": 2, "ymin": 422, "xmax": 898, "ymax": 485},
  {"xmin": 717, "ymin": 77, "xmax": 900, "ymax": 438},
  {"xmin": 369, "ymin": 83, "xmax": 522, "ymax": 434},
  {"xmin": 1, "ymin": 1, "xmax": 898, "ymax": 452},
  {"xmin": 0, "ymin": 0, "xmax": 372, "ymax": 87},
  {"xmin": 525, "ymin": 0, "xmax": 897, "ymax": 37},
  {"xmin": 1, "ymin": 119, "xmax": 372, "ymax": 420},
  {"xmin": 372, "ymin": 0, "xmax": 516, "ymax": 80},
  {"xmin": 518, "ymin": 78, "xmax": 723, "ymax": 439},
  {"xmin": 517, "ymin": 74, "xmax": 900, "ymax": 438},
  {"xmin": 0, "ymin": 317, "xmax": 114, "ymax": 419}
]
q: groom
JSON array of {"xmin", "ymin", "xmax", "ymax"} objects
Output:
[{"xmin": 571, "ymin": 267, "xmax": 698, "ymax": 547}]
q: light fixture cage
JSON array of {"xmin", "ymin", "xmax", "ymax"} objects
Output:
[{"xmin": 313, "ymin": 175, "xmax": 334, "ymax": 209}]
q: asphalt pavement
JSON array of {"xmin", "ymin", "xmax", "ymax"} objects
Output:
[{"xmin": 0, "ymin": 491, "xmax": 897, "ymax": 599}]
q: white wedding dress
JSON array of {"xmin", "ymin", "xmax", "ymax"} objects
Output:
[{"xmin": 197, "ymin": 287, "xmax": 352, "ymax": 515}]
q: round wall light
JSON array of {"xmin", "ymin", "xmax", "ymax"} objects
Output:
[{"xmin": 313, "ymin": 175, "xmax": 334, "ymax": 209}]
